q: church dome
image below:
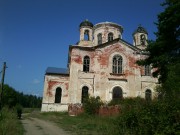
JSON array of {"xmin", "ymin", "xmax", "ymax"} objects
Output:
[
  {"xmin": 79, "ymin": 19, "xmax": 93, "ymax": 28},
  {"xmin": 133, "ymin": 25, "xmax": 148, "ymax": 35}
]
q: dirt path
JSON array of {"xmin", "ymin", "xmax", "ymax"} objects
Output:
[{"xmin": 21, "ymin": 117, "xmax": 70, "ymax": 135}]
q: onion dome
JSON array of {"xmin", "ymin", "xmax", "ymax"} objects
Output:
[
  {"xmin": 133, "ymin": 25, "xmax": 148, "ymax": 35},
  {"xmin": 79, "ymin": 19, "xmax": 93, "ymax": 28}
]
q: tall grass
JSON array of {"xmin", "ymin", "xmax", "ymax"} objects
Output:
[
  {"xmin": 0, "ymin": 107, "xmax": 24, "ymax": 135},
  {"xmin": 36, "ymin": 112, "xmax": 118, "ymax": 135},
  {"xmin": 32, "ymin": 97, "xmax": 179, "ymax": 135}
]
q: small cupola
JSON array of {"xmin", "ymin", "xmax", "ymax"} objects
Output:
[
  {"xmin": 79, "ymin": 19, "xmax": 93, "ymax": 28},
  {"xmin": 133, "ymin": 25, "xmax": 148, "ymax": 50},
  {"xmin": 79, "ymin": 19, "xmax": 93, "ymax": 42},
  {"xmin": 133, "ymin": 25, "xmax": 148, "ymax": 35}
]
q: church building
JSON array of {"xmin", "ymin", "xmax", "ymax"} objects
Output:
[{"xmin": 41, "ymin": 20, "xmax": 158, "ymax": 112}]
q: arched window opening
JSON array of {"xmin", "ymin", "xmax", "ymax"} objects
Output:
[
  {"xmin": 145, "ymin": 65, "xmax": 151, "ymax": 76},
  {"xmin": 145, "ymin": 89, "xmax": 152, "ymax": 101},
  {"xmin": 81, "ymin": 86, "xmax": 89, "ymax": 103},
  {"xmin": 108, "ymin": 33, "xmax": 113, "ymax": 42},
  {"xmin": 112, "ymin": 87, "xmax": 123, "ymax": 100},
  {"xmin": 55, "ymin": 87, "xmax": 62, "ymax": 103},
  {"xmin": 84, "ymin": 30, "xmax": 89, "ymax": 40},
  {"xmin": 83, "ymin": 56, "xmax": 90, "ymax": 72},
  {"xmin": 118, "ymin": 34, "xmax": 121, "ymax": 39},
  {"xmin": 112, "ymin": 55, "xmax": 122, "ymax": 74},
  {"xmin": 140, "ymin": 34, "xmax": 146, "ymax": 45},
  {"xmin": 97, "ymin": 33, "xmax": 102, "ymax": 44}
]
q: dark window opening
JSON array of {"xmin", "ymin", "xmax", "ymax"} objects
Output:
[
  {"xmin": 112, "ymin": 87, "xmax": 123, "ymax": 100},
  {"xmin": 140, "ymin": 34, "xmax": 146, "ymax": 45},
  {"xmin": 112, "ymin": 55, "xmax": 122, "ymax": 74},
  {"xmin": 145, "ymin": 89, "xmax": 152, "ymax": 101},
  {"xmin": 55, "ymin": 87, "xmax": 62, "ymax": 103},
  {"xmin": 81, "ymin": 86, "xmax": 89, "ymax": 103},
  {"xmin": 108, "ymin": 33, "xmax": 113, "ymax": 42},
  {"xmin": 83, "ymin": 56, "xmax": 90, "ymax": 72},
  {"xmin": 84, "ymin": 30, "xmax": 89, "ymax": 40},
  {"xmin": 97, "ymin": 33, "xmax": 102, "ymax": 44}
]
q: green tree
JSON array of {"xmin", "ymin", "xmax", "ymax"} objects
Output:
[
  {"xmin": 2, "ymin": 84, "xmax": 42, "ymax": 108},
  {"xmin": 137, "ymin": 0, "xmax": 180, "ymax": 83}
]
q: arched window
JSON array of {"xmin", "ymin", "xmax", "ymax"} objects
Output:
[
  {"xmin": 140, "ymin": 34, "xmax": 146, "ymax": 45},
  {"xmin": 108, "ymin": 32, "xmax": 113, "ymax": 42},
  {"xmin": 55, "ymin": 87, "xmax": 62, "ymax": 103},
  {"xmin": 145, "ymin": 89, "xmax": 152, "ymax": 101},
  {"xmin": 145, "ymin": 65, "xmax": 151, "ymax": 76},
  {"xmin": 97, "ymin": 33, "xmax": 102, "ymax": 44},
  {"xmin": 112, "ymin": 87, "xmax": 123, "ymax": 100},
  {"xmin": 84, "ymin": 30, "xmax": 89, "ymax": 40},
  {"xmin": 112, "ymin": 55, "xmax": 122, "ymax": 74},
  {"xmin": 83, "ymin": 56, "xmax": 90, "ymax": 72},
  {"xmin": 81, "ymin": 86, "xmax": 89, "ymax": 103}
]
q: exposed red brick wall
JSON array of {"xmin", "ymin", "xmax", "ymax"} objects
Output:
[
  {"xmin": 68, "ymin": 104, "xmax": 120, "ymax": 116},
  {"xmin": 68, "ymin": 104, "xmax": 84, "ymax": 116},
  {"xmin": 98, "ymin": 105, "xmax": 120, "ymax": 116}
]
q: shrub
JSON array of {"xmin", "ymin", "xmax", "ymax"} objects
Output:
[
  {"xmin": 0, "ymin": 107, "xmax": 24, "ymax": 135},
  {"xmin": 115, "ymin": 99, "xmax": 180, "ymax": 135},
  {"xmin": 83, "ymin": 96, "xmax": 104, "ymax": 115}
]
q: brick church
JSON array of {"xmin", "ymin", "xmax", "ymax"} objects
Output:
[{"xmin": 41, "ymin": 20, "xmax": 158, "ymax": 112}]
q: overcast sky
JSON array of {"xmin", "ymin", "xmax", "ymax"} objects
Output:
[{"xmin": 0, "ymin": 0, "xmax": 164, "ymax": 96}]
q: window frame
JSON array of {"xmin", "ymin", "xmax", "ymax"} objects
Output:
[
  {"xmin": 144, "ymin": 65, "xmax": 151, "ymax": 76},
  {"xmin": 112, "ymin": 55, "xmax": 123, "ymax": 74},
  {"xmin": 83, "ymin": 56, "xmax": 90, "ymax": 72}
]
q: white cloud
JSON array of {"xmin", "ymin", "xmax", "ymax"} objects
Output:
[
  {"xmin": 33, "ymin": 79, "xmax": 40, "ymax": 84},
  {"xmin": 17, "ymin": 64, "xmax": 22, "ymax": 69}
]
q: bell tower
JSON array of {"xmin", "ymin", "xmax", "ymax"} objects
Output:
[
  {"xmin": 78, "ymin": 19, "xmax": 93, "ymax": 46},
  {"xmin": 133, "ymin": 25, "xmax": 148, "ymax": 50}
]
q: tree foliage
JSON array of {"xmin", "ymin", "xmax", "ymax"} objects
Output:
[
  {"xmin": 137, "ymin": 0, "xmax": 180, "ymax": 83},
  {"xmin": 1, "ymin": 84, "xmax": 42, "ymax": 108}
]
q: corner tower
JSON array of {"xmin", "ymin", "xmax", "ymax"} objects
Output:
[
  {"xmin": 133, "ymin": 25, "xmax": 148, "ymax": 50},
  {"xmin": 78, "ymin": 19, "xmax": 93, "ymax": 47}
]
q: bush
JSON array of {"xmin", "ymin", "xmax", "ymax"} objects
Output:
[
  {"xmin": 0, "ymin": 107, "xmax": 24, "ymax": 135},
  {"xmin": 115, "ymin": 99, "xmax": 180, "ymax": 135},
  {"xmin": 83, "ymin": 96, "xmax": 104, "ymax": 115}
]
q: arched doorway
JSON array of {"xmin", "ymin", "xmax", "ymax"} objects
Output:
[
  {"xmin": 81, "ymin": 86, "xmax": 89, "ymax": 103},
  {"xmin": 55, "ymin": 87, "xmax": 62, "ymax": 103},
  {"xmin": 112, "ymin": 86, "xmax": 123, "ymax": 100},
  {"xmin": 145, "ymin": 89, "xmax": 152, "ymax": 101}
]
